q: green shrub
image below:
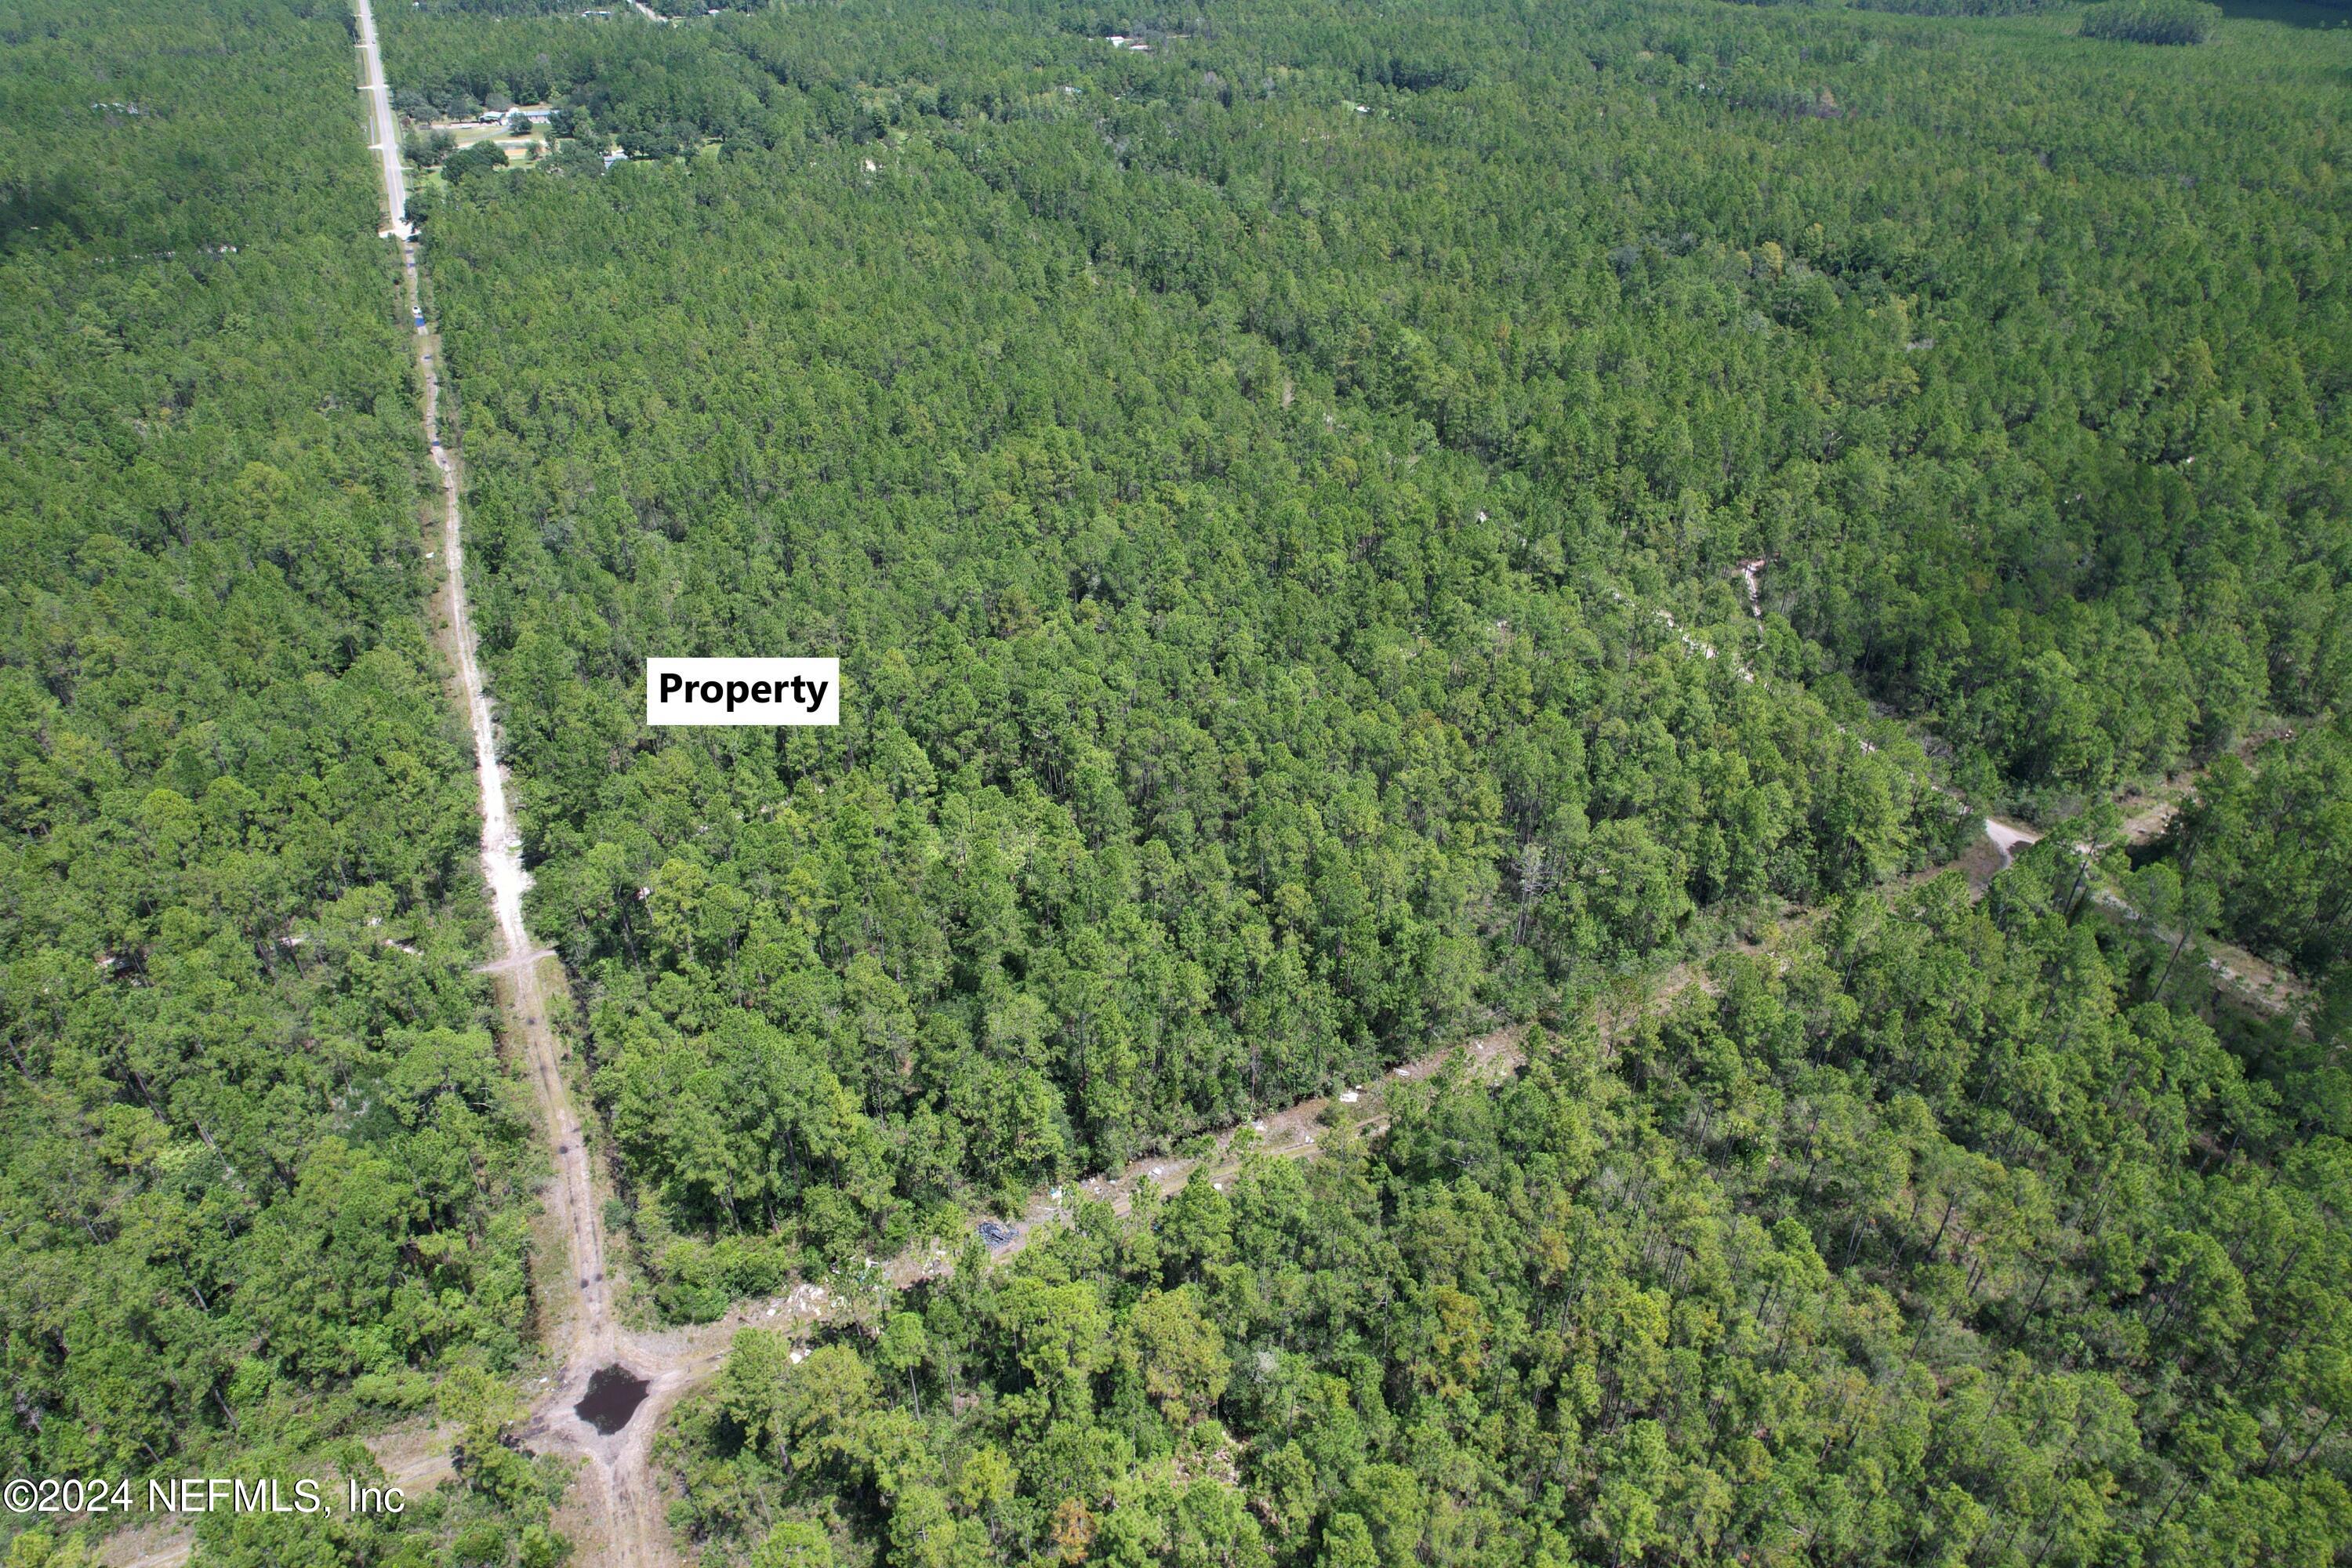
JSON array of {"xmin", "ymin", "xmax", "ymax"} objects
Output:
[{"xmin": 443, "ymin": 136, "xmax": 511, "ymax": 180}]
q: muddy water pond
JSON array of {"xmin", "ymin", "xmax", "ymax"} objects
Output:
[{"xmin": 575, "ymin": 1364, "xmax": 649, "ymax": 1436}]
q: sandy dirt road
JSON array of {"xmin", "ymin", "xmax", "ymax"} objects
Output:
[
  {"xmin": 401, "ymin": 162, "xmax": 682, "ymax": 1568},
  {"xmin": 1980, "ymin": 815, "xmax": 2309, "ymax": 1020},
  {"xmin": 350, "ymin": 3, "xmax": 714, "ymax": 1559},
  {"xmin": 965, "ymin": 1025, "xmax": 1534, "ymax": 1271},
  {"xmin": 358, "ymin": 19, "xmax": 862, "ymax": 1557},
  {"xmin": 81, "ymin": 83, "xmax": 2302, "ymax": 1568}
]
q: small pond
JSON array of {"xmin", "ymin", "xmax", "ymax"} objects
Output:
[{"xmin": 575, "ymin": 1364, "xmax": 649, "ymax": 1436}]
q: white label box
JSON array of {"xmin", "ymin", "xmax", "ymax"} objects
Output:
[{"xmin": 646, "ymin": 658, "xmax": 840, "ymax": 726}]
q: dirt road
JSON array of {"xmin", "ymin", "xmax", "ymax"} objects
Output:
[
  {"xmin": 349, "ymin": 1, "xmax": 715, "ymax": 1558},
  {"xmin": 971, "ymin": 1025, "xmax": 1534, "ymax": 1269},
  {"xmin": 357, "ymin": 14, "xmax": 864, "ymax": 1556},
  {"xmin": 1979, "ymin": 815, "xmax": 2308, "ymax": 1019},
  {"xmin": 82, "ymin": 113, "xmax": 2294, "ymax": 1568},
  {"xmin": 402, "ymin": 163, "xmax": 679, "ymax": 1568}
]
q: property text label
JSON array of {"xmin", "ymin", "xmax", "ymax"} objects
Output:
[{"xmin": 646, "ymin": 658, "xmax": 839, "ymax": 726}]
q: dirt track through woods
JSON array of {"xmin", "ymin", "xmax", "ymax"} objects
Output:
[
  {"xmin": 354, "ymin": 8, "xmax": 755, "ymax": 1561},
  {"xmin": 96, "ymin": 72, "xmax": 2304, "ymax": 1568}
]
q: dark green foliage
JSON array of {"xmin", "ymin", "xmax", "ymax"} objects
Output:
[
  {"xmin": 395, "ymin": 0, "xmax": 2351, "ymax": 802},
  {"xmin": 2081, "ymin": 0, "xmax": 2223, "ymax": 40},
  {"xmin": 384, "ymin": 0, "xmax": 2350, "ymax": 1304},
  {"xmin": 2161, "ymin": 720, "xmax": 2352, "ymax": 985},
  {"xmin": 662, "ymin": 875, "xmax": 2352, "ymax": 1567},
  {"xmin": 405, "ymin": 125, "xmax": 463, "ymax": 168},
  {"xmin": 444, "ymin": 137, "xmax": 513, "ymax": 180},
  {"xmin": 381, "ymin": 11, "xmax": 776, "ymax": 147},
  {"xmin": 406, "ymin": 85, "xmax": 1956, "ymax": 1290},
  {"xmin": 0, "ymin": 0, "xmax": 553, "ymax": 1555},
  {"xmin": 5, "ymin": 0, "xmax": 2342, "ymax": 1561},
  {"xmin": 1853, "ymin": 0, "xmax": 2060, "ymax": 16}
]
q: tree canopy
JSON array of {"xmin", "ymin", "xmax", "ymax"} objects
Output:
[
  {"xmin": 385, "ymin": 0, "xmax": 2347, "ymax": 1308},
  {"xmin": 1, "ymin": 0, "xmax": 560, "ymax": 1558},
  {"xmin": 663, "ymin": 873, "xmax": 2352, "ymax": 1568},
  {"xmin": 2, "ymin": 0, "xmax": 2346, "ymax": 1560}
]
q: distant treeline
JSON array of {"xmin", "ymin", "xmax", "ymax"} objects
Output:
[{"xmin": 2078, "ymin": 0, "xmax": 2223, "ymax": 40}]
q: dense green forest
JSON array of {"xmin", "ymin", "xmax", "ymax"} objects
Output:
[
  {"xmin": 0, "ymin": 0, "xmax": 564, "ymax": 1560},
  {"xmin": 2076, "ymin": 0, "xmax": 2222, "ymax": 43},
  {"xmin": 2144, "ymin": 715, "xmax": 2352, "ymax": 1029},
  {"xmin": 2, "ymin": 0, "xmax": 2347, "ymax": 1559},
  {"xmin": 365, "ymin": 0, "xmax": 2352, "ymax": 1558},
  {"xmin": 387, "ymin": 0, "xmax": 2352, "ymax": 818},
  {"xmin": 383, "ymin": 0, "xmax": 2350, "ymax": 1301},
  {"xmin": 663, "ymin": 862, "xmax": 2352, "ymax": 1568}
]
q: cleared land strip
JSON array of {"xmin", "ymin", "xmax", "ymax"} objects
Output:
[
  {"xmin": 357, "ymin": 2, "xmax": 670, "ymax": 1560},
  {"xmin": 971, "ymin": 783, "xmax": 2267, "ymax": 1274}
]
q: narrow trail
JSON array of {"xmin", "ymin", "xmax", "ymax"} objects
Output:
[
  {"xmin": 352, "ymin": 5, "xmax": 709, "ymax": 1562},
  {"xmin": 974, "ymin": 1025, "xmax": 1537, "ymax": 1271},
  {"xmin": 1980, "ymin": 813, "xmax": 2310, "ymax": 1021},
  {"xmin": 941, "ymin": 786, "xmax": 2226, "ymax": 1279},
  {"xmin": 1024, "ymin": 777, "xmax": 2297, "ymax": 1267},
  {"xmin": 1730, "ymin": 562, "xmax": 2296, "ymax": 1022}
]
